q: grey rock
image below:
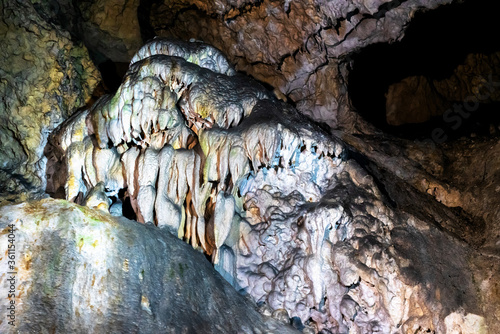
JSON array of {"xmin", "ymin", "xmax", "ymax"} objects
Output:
[{"xmin": 0, "ymin": 199, "xmax": 299, "ymax": 334}]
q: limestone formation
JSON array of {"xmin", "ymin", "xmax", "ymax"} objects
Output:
[
  {"xmin": 1, "ymin": 0, "xmax": 500, "ymax": 333},
  {"xmin": 149, "ymin": 0, "xmax": 455, "ymax": 127},
  {"xmin": 46, "ymin": 38, "xmax": 342, "ymax": 256},
  {"xmin": 0, "ymin": 0, "xmax": 100, "ymax": 196}
]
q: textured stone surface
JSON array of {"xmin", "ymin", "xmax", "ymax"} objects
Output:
[
  {"xmin": 236, "ymin": 156, "xmax": 489, "ymax": 332},
  {"xmin": 45, "ymin": 39, "xmax": 498, "ymax": 333},
  {"xmin": 77, "ymin": 0, "xmax": 143, "ymax": 62},
  {"xmin": 1, "ymin": 0, "xmax": 500, "ymax": 333},
  {"xmin": 150, "ymin": 0, "xmax": 454, "ymax": 127},
  {"xmin": 30, "ymin": 0, "xmax": 143, "ymax": 63},
  {"xmin": 0, "ymin": 0, "xmax": 100, "ymax": 196},
  {"xmin": 0, "ymin": 199, "xmax": 298, "ymax": 333}
]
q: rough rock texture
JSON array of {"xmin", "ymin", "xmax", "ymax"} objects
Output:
[
  {"xmin": 0, "ymin": 199, "xmax": 298, "ymax": 334},
  {"xmin": 1, "ymin": 0, "xmax": 500, "ymax": 333},
  {"xmin": 237, "ymin": 156, "xmax": 490, "ymax": 333},
  {"xmin": 31, "ymin": 0, "xmax": 143, "ymax": 63},
  {"xmin": 45, "ymin": 37, "xmax": 341, "ymax": 258},
  {"xmin": 144, "ymin": 1, "xmax": 500, "ymax": 279},
  {"xmin": 44, "ymin": 39, "xmax": 497, "ymax": 333},
  {"xmin": 149, "ymin": 0, "xmax": 455, "ymax": 127},
  {"xmin": 76, "ymin": 0, "xmax": 143, "ymax": 62},
  {"xmin": 0, "ymin": 0, "xmax": 100, "ymax": 196}
]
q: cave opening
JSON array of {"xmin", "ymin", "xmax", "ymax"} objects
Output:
[
  {"xmin": 348, "ymin": 0, "xmax": 500, "ymax": 141},
  {"xmin": 95, "ymin": 57, "xmax": 130, "ymax": 93}
]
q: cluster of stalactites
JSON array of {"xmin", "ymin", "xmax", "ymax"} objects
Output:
[
  {"xmin": 88, "ymin": 54, "xmax": 269, "ymax": 154},
  {"xmin": 49, "ymin": 39, "xmax": 344, "ymax": 257}
]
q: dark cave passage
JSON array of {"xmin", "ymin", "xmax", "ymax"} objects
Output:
[
  {"xmin": 348, "ymin": 0, "xmax": 500, "ymax": 140},
  {"xmin": 96, "ymin": 58, "xmax": 130, "ymax": 92}
]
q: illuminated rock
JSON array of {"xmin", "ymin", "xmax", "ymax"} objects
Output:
[
  {"xmin": 0, "ymin": 199, "xmax": 297, "ymax": 333},
  {"xmin": 0, "ymin": 0, "xmax": 99, "ymax": 195}
]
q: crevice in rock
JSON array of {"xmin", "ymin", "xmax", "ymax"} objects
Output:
[
  {"xmin": 362, "ymin": 153, "xmax": 486, "ymax": 247},
  {"xmin": 120, "ymin": 188, "xmax": 137, "ymax": 221},
  {"xmin": 138, "ymin": 0, "xmax": 161, "ymax": 42},
  {"xmin": 372, "ymin": 0, "xmax": 409, "ymax": 19},
  {"xmin": 346, "ymin": 148, "xmax": 397, "ymax": 208},
  {"xmin": 96, "ymin": 58, "xmax": 129, "ymax": 92}
]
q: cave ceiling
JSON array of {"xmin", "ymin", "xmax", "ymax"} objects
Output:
[{"xmin": 0, "ymin": 0, "xmax": 499, "ymax": 333}]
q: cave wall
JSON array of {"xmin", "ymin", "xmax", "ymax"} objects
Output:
[{"xmin": 0, "ymin": 0, "xmax": 100, "ymax": 196}]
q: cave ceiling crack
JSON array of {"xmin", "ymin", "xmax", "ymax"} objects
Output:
[{"xmin": 372, "ymin": 0, "xmax": 410, "ymax": 20}]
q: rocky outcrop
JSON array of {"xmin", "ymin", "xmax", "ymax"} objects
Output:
[
  {"xmin": 0, "ymin": 199, "xmax": 298, "ymax": 334},
  {"xmin": 1, "ymin": 0, "xmax": 500, "ymax": 333},
  {"xmin": 0, "ymin": 0, "xmax": 100, "ymax": 197}
]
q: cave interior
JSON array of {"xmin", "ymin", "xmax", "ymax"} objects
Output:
[{"xmin": 0, "ymin": 0, "xmax": 499, "ymax": 333}]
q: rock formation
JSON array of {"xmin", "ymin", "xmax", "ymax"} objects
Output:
[
  {"xmin": 0, "ymin": 0, "xmax": 100, "ymax": 196},
  {"xmin": 1, "ymin": 0, "xmax": 499, "ymax": 333},
  {"xmin": 39, "ymin": 37, "xmax": 494, "ymax": 332},
  {"xmin": 0, "ymin": 199, "xmax": 297, "ymax": 333},
  {"xmin": 149, "ymin": 0, "xmax": 456, "ymax": 127}
]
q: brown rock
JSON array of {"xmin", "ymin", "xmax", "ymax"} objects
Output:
[
  {"xmin": 150, "ymin": 0, "xmax": 454, "ymax": 126},
  {"xmin": 78, "ymin": 0, "xmax": 143, "ymax": 62},
  {"xmin": 386, "ymin": 75, "xmax": 449, "ymax": 125}
]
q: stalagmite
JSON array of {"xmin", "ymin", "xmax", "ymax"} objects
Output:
[
  {"xmin": 92, "ymin": 146, "xmax": 124, "ymax": 195},
  {"xmin": 65, "ymin": 141, "xmax": 86, "ymax": 201},
  {"xmin": 83, "ymin": 182, "xmax": 112, "ymax": 212}
]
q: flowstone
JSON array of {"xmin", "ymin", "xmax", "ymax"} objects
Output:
[{"xmin": 44, "ymin": 39, "xmax": 488, "ymax": 333}]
